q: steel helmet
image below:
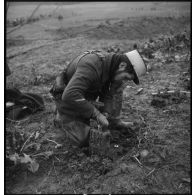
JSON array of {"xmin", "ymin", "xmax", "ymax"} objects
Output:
[{"xmin": 125, "ymin": 50, "xmax": 147, "ymax": 85}]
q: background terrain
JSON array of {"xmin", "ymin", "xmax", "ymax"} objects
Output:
[{"xmin": 6, "ymin": 2, "xmax": 191, "ymax": 194}]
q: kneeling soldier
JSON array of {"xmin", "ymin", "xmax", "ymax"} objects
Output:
[{"xmin": 50, "ymin": 50, "xmax": 147, "ymax": 147}]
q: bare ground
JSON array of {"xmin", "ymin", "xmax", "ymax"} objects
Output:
[{"xmin": 6, "ymin": 6, "xmax": 191, "ymax": 194}]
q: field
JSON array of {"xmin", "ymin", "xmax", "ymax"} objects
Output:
[{"xmin": 6, "ymin": 2, "xmax": 191, "ymax": 194}]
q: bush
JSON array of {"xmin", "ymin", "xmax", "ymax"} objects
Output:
[
  {"xmin": 26, "ymin": 17, "xmax": 39, "ymax": 24},
  {"xmin": 39, "ymin": 14, "xmax": 45, "ymax": 19}
]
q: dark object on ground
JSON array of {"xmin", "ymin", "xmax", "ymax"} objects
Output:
[
  {"xmin": 151, "ymin": 97, "xmax": 167, "ymax": 108},
  {"xmin": 133, "ymin": 43, "xmax": 138, "ymax": 49},
  {"xmin": 151, "ymin": 90, "xmax": 189, "ymax": 108},
  {"xmin": 6, "ymin": 88, "xmax": 45, "ymax": 120},
  {"xmin": 6, "ymin": 63, "xmax": 11, "ymax": 76},
  {"xmin": 180, "ymin": 70, "xmax": 191, "ymax": 91}
]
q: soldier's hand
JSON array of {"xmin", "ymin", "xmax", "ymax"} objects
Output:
[
  {"xmin": 96, "ymin": 113, "xmax": 109, "ymax": 127},
  {"xmin": 92, "ymin": 108, "xmax": 109, "ymax": 127}
]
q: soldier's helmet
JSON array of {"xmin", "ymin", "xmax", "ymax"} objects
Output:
[{"xmin": 125, "ymin": 50, "xmax": 147, "ymax": 85}]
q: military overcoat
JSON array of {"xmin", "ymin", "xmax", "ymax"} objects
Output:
[{"xmin": 57, "ymin": 51, "xmax": 117, "ymax": 120}]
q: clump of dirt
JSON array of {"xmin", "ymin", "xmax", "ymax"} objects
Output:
[
  {"xmin": 151, "ymin": 89, "xmax": 189, "ymax": 108},
  {"xmin": 179, "ymin": 69, "xmax": 191, "ymax": 91}
]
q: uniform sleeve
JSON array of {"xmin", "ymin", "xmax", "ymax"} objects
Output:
[{"xmin": 61, "ymin": 61, "xmax": 98, "ymax": 119}]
